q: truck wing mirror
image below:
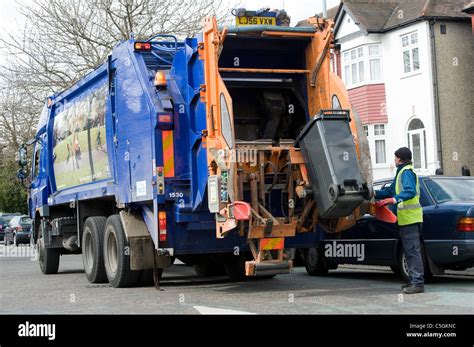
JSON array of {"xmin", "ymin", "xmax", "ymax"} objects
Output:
[
  {"xmin": 16, "ymin": 168, "xmax": 27, "ymax": 180},
  {"xmin": 16, "ymin": 146, "xmax": 28, "ymax": 167}
]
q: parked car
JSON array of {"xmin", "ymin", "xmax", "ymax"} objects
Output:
[
  {"xmin": 4, "ymin": 215, "xmax": 33, "ymax": 246},
  {"xmin": 0, "ymin": 213, "xmax": 21, "ymax": 242},
  {"xmin": 302, "ymin": 176, "xmax": 474, "ymax": 282}
]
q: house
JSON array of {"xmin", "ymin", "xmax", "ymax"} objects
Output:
[
  {"xmin": 462, "ymin": 2, "xmax": 474, "ymax": 31},
  {"xmin": 323, "ymin": 0, "xmax": 472, "ymax": 180}
]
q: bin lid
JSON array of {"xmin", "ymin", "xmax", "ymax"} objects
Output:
[{"xmin": 294, "ymin": 109, "xmax": 351, "ymax": 147}]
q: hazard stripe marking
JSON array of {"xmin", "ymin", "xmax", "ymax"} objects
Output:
[{"xmin": 162, "ymin": 130, "xmax": 175, "ymax": 177}]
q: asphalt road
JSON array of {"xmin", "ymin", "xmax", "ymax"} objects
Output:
[{"xmin": 1, "ymin": 243, "xmax": 473, "ymax": 314}]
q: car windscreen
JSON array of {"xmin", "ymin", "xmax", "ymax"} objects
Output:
[
  {"xmin": 425, "ymin": 178, "xmax": 474, "ymax": 203},
  {"xmin": 19, "ymin": 217, "xmax": 32, "ymax": 225},
  {"xmin": 0, "ymin": 215, "xmax": 15, "ymax": 224}
]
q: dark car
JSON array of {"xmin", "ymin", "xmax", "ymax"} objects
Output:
[
  {"xmin": 0, "ymin": 213, "xmax": 21, "ymax": 242},
  {"xmin": 303, "ymin": 176, "xmax": 474, "ymax": 282},
  {"xmin": 4, "ymin": 215, "xmax": 33, "ymax": 246}
]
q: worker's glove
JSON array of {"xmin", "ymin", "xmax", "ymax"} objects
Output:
[{"xmin": 376, "ymin": 197, "xmax": 396, "ymax": 207}]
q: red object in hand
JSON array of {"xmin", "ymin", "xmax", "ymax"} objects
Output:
[{"xmin": 376, "ymin": 198, "xmax": 396, "ymax": 207}]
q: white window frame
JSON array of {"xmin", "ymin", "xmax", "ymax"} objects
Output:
[
  {"xmin": 342, "ymin": 44, "xmax": 383, "ymax": 89},
  {"xmin": 400, "ymin": 31, "xmax": 420, "ymax": 76},
  {"xmin": 365, "ymin": 123, "xmax": 388, "ymax": 167}
]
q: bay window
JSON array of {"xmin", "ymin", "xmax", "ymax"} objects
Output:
[{"xmin": 342, "ymin": 44, "xmax": 382, "ymax": 88}]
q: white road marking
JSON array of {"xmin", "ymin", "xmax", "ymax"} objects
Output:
[{"xmin": 193, "ymin": 305, "xmax": 256, "ymax": 315}]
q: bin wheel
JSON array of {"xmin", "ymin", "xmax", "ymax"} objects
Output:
[
  {"xmin": 363, "ymin": 183, "xmax": 374, "ymax": 200},
  {"xmin": 328, "ymin": 184, "xmax": 339, "ymax": 202}
]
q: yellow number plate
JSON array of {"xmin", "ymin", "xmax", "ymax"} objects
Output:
[{"xmin": 236, "ymin": 16, "xmax": 276, "ymax": 26}]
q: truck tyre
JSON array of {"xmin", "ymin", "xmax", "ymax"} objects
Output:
[
  {"xmin": 37, "ymin": 225, "xmax": 60, "ymax": 275},
  {"xmin": 303, "ymin": 247, "xmax": 329, "ymax": 276},
  {"xmin": 103, "ymin": 215, "xmax": 139, "ymax": 288},
  {"xmin": 82, "ymin": 216, "xmax": 107, "ymax": 283}
]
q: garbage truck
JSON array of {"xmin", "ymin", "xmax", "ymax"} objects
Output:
[{"xmin": 17, "ymin": 9, "xmax": 375, "ymax": 287}]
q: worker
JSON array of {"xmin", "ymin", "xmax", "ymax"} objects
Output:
[{"xmin": 375, "ymin": 147, "xmax": 424, "ymax": 294}]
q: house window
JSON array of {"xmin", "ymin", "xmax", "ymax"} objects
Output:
[
  {"xmin": 373, "ymin": 123, "xmax": 386, "ymax": 164},
  {"xmin": 364, "ymin": 124, "xmax": 387, "ymax": 165},
  {"xmin": 342, "ymin": 44, "xmax": 382, "ymax": 88},
  {"xmin": 407, "ymin": 118, "xmax": 427, "ymax": 170},
  {"xmin": 368, "ymin": 45, "xmax": 382, "ymax": 81},
  {"xmin": 375, "ymin": 140, "xmax": 386, "ymax": 164},
  {"xmin": 366, "ymin": 123, "xmax": 387, "ymax": 165},
  {"xmin": 363, "ymin": 125, "xmax": 369, "ymax": 137},
  {"xmin": 374, "ymin": 124, "xmax": 385, "ymax": 136},
  {"xmin": 401, "ymin": 32, "xmax": 420, "ymax": 74}
]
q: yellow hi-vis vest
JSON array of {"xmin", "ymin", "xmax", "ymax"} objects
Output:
[{"xmin": 395, "ymin": 164, "xmax": 423, "ymax": 226}]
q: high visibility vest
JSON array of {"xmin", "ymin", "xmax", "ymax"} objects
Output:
[{"xmin": 395, "ymin": 164, "xmax": 423, "ymax": 226}]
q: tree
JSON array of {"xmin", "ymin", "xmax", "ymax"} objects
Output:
[
  {"xmin": 0, "ymin": 157, "xmax": 28, "ymax": 214},
  {"xmin": 0, "ymin": 0, "xmax": 234, "ymax": 95},
  {"xmin": 0, "ymin": 0, "xmax": 236, "ymax": 212},
  {"xmin": 0, "ymin": 74, "xmax": 42, "ymax": 151}
]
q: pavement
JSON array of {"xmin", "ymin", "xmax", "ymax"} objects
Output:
[{"xmin": 1, "ymin": 243, "xmax": 473, "ymax": 314}]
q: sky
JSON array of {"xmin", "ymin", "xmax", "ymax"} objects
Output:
[{"xmin": 0, "ymin": 0, "xmax": 341, "ymax": 63}]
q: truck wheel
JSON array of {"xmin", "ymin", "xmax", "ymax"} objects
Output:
[
  {"xmin": 303, "ymin": 247, "xmax": 329, "ymax": 276},
  {"xmin": 82, "ymin": 216, "xmax": 107, "ymax": 283},
  {"xmin": 103, "ymin": 215, "xmax": 139, "ymax": 288},
  {"xmin": 37, "ymin": 227, "xmax": 60, "ymax": 275},
  {"xmin": 398, "ymin": 245, "xmax": 433, "ymax": 284}
]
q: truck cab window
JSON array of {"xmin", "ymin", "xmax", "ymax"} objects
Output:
[{"xmin": 33, "ymin": 147, "xmax": 41, "ymax": 178}]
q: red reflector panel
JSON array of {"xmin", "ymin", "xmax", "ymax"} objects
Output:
[
  {"xmin": 457, "ymin": 217, "xmax": 474, "ymax": 232},
  {"xmin": 233, "ymin": 201, "xmax": 251, "ymax": 220},
  {"xmin": 134, "ymin": 42, "xmax": 151, "ymax": 51},
  {"xmin": 158, "ymin": 211, "xmax": 167, "ymax": 241},
  {"xmin": 159, "ymin": 114, "xmax": 172, "ymax": 123}
]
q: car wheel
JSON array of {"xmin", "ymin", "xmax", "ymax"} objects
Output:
[
  {"xmin": 390, "ymin": 265, "xmax": 401, "ymax": 274},
  {"xmin": 398, "ymin": 244, "xmax": 433, "ymax": 283},
  {"xmin": 303, "ymin": 247, "xmax": 329, "ymax": 276}
]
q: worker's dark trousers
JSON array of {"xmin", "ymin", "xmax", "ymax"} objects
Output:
[{"xmin": 399, "ymin": 223, "xmax": 424, "ymax": 287}]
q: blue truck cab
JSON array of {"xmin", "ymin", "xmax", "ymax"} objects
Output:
[{"xmin": 18, "ymin": 13, "xmax": 372, "ymax": 287}]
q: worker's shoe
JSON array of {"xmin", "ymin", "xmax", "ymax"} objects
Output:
[
  {"xmin": 401, "ymin": 284, "xmax": 410, "ymax": 289},
  {"xmin": 402, "ymin": 285, "xmax": 425, "ymax": 294}
]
